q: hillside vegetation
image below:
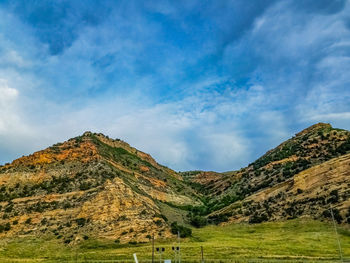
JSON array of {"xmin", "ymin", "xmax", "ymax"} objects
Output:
[
  {"xmin": 0, "ymin": 123, "xmax": 350, "ymax": 261},
  {"xmin": 0, "ymin": 132, "xmax": 199, "ymax": 244},
  {"xmin": 183, "ymin": 123, "xmax": 350, "ymax": 224}
]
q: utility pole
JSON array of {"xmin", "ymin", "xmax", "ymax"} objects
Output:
[
  {"xmin": 201, "ymin": 246, "xmax": 204, "ymax": 263},
  {"xmin": 178, "ymin": 231, "xmax": 181, "ymax": 263},
  {"xmin": 152, "ymin": 235, "xmax": 155, "ymax": 263},
  {"xmin": 172, "ymin": 246, "xmax": 180, "ymax": 263},
  {"xmin": 330, "ymin": 206, "xmax": 343, "ymax": 263},
  {"xmin": 156, "ymin": 247, "xmax": 165, "ymax": 263}
]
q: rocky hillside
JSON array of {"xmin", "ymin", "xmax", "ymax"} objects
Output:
[
  {"xmin": 212, "ymin": 153, "xmax": 350, "ymax": 224},
  {"xmin": 0, "ymin": 132, "xmax": 200, "ymax": 244},
  {"xmin": 0, "ymin": 123, "xmax": 349, "ymax": 245},
  {"xmin": 183, "ymin": 123, "xmax": 350, "ymax": 224}
]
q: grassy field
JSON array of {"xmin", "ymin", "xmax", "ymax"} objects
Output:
[{"xmin": 0, "ymin": 219, "xmax": 349, "ymax": 263}]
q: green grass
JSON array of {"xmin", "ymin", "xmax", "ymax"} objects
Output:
[{"xmin": 0, "ymin": 219, "xmax": 349, "ymax": 262}]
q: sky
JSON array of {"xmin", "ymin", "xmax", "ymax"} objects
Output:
[{"xmin": 0, "ymin": 0, "xmax": 350, "ymax": 172}]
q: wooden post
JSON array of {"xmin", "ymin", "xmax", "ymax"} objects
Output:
[
  {"xmin": 201, "ymin": 246, "xmax": 204, "ymax": 263},
  {"xmin": 152, "ymin": 235, "xmax": 155, "ymax": 263}
]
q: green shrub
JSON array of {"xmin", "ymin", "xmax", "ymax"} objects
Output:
[
  {"xmin": 333, "ymin": 208, "xmax": 343, "ymax": 223},
  {"xmin": 76, "ymin": 218, "xmax": 86, "ymax": 227},
  {"xmin": 118, "ymin": 215, "xmax": 128, "ymax": 221},
  {"xmin": 208, "ymin": 213, "xmax": 230, "ymax": 224},
  {"xmin": 4, "ymin": 222, "xmax": 11, "ymax": 231},
  {"xmin": 327, "ymin": 190, "xmax": 339, "ymax": 203},
  {"xmin": 170, "ymin": 222, "xmax": 192, "ymax": 237},
  {"xmin": 190, "ymin": 215, "xmax": 207, "ymax": 228},
  {"xmin": 154, "ymin": 220, "xmax": 162, "ymax": 226},
  {"xmin": 249, "ymin": 213, "xmax": 268, "ymax": 224},
  {"xmin": 4, "ymin": 204, "xmax": 13, "ymax": 213},
  {"xmin": 323, "ymin": 208, "xmax": 343, "ymax": 223}
]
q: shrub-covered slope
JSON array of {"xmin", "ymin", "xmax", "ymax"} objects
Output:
[
  {"xmin": 0, "ymin": 132, "xmax": 200, "ymax": 243},
  {"xmin": 183, "ymin": 123, "xmax": 350, "ymax": 224},
  {"xmin": 1, "ymin": 123, "xmax": 350, "ymax": 245}
]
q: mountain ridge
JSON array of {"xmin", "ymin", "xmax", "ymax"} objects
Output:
[
  {"xmin": 0, "ymin": 123, "xmax": 350, "ymax": 244},
  {"xmin": 0, "ymin": 132, "xmax": 200, "ymax": 243}
]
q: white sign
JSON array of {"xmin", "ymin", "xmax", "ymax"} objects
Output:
[{"xmin": 164, "ymin": 260, "xmax": 171, "ymax": 263}]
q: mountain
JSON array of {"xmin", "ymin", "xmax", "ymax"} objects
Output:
[
  {"xmin": 0, "ymin": 132, "xmax": 200, "ymax": 243},
  {"xmin": 183, "ymin": 123, "xmax": 350, "ymax": 224},
  {"xmin": 0, "ymin": 123, "xmax": 350, "ymax": 245},
  {"xmin": 215, "ymin": 152, "xmax": 350, "ymax": 224}
]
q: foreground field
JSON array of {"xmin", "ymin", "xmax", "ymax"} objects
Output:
[{"xmin": 0, "ymin": 219, "xmax": 349, "ymax": 263}]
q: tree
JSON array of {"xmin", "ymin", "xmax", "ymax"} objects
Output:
[
  {"xmin": 170, "ymin": 222, "xmax": 192, "ymax": 237},
  {"xmin": 190, "ymin": 215, "xmax": 207, "ymax": 228}
]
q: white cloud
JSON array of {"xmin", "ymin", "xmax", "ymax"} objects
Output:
[
  {"xmin": 0, "ymin": 80, "xmax": 18, "ymax": 100},
  {"xmin": 309, "ymin": 112, "xmax": 350, "ymax": 121},
  {"xmin": 0, "ymin": 1, "xmax": 349, "ymax": 172},
  {"xmin": 0, "ymin": 79, "xmax": 20, "ymax": 133}
]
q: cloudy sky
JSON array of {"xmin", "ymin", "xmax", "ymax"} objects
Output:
[{"xmin": 0, "ymin": 0, "xmax": 349, "ymax": 172}]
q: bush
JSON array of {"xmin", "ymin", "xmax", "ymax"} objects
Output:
[
  {"xmin": 323, "ymin": 208, "xmax": 343, "ymax": 223},
  {"xmin": 4, "ymin": 222, "xmax": 11, "ymax": 231},
  {"xmin": 76, "ymin": 218, "xmax": 86, "ymax": 227},
  {"xmin": 0, "ymin": 223, "xmax": 11, "ymax": 232},
  {"xmin": 249, "ymin": 213, "xmax": 268, "ymax": 224},
  {"xmin": 79, "ymin": 182, "xmax": 91, "ymax": 191},
  {"xmin": 170, "ymin": 222, "xmax": 192, "ymax": 238},
  {"xmin": 159, "ymin": 214, "xmax": 168, "ymax": 222},
  {"xmin": 190, "ymin": 215, "xmax": 207, "ymax": 228},
  {"xmin": 4, "ymin": 204, "xmax": 13, "ymax": 213},
  {"xmin": 333, "ymin": 208, "xmax": 343, "ymax": 223},
  {"xmin": 63, "ymin": 201, "xmax": 72, "ymax": 210},
  {"xmin": 322, "ymin": 209, "xmax": 331, "ymax": 218},
  {"xmin": 154, "ymin": 220, "xmax": 162, "ymax": 226},
  {"xmin": 208, "ymin": 213, "xmax": 230, "ymax": 224},
  {"xmin": 118, "ymin": 215, "xmax": 128, "ymax": 221}
]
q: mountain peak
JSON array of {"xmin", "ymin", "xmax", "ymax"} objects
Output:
[
  {"xmin": 0, "ymin": 131, "xmax": 198, "ymax": 243},
  {"xmin": 82, "ymin": 131, "xmax": 93, "ymax": 137},
  {"xmin": 296, "ymin": 122, "xmax": 332, "ymax": 137}
]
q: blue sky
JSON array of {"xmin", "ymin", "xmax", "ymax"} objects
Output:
[{"xmin": 0, "ymin": 0, "xmax": 349, "ymax": 172}]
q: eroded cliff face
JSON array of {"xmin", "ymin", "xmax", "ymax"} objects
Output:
[
  {"xmin": 1, "ymin": 123, "xmax": 350, "ymax": 244},
  {"xmin": 0, "ymin": 132, "xmax": 199, "ymax": 243},
  {"xmin": 183, "ymin": 123, "xmax": 350, "ymax": 224},
  {"xmin": 212, "ymin": 153, "xmax": 350, "ymax": 224}
]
